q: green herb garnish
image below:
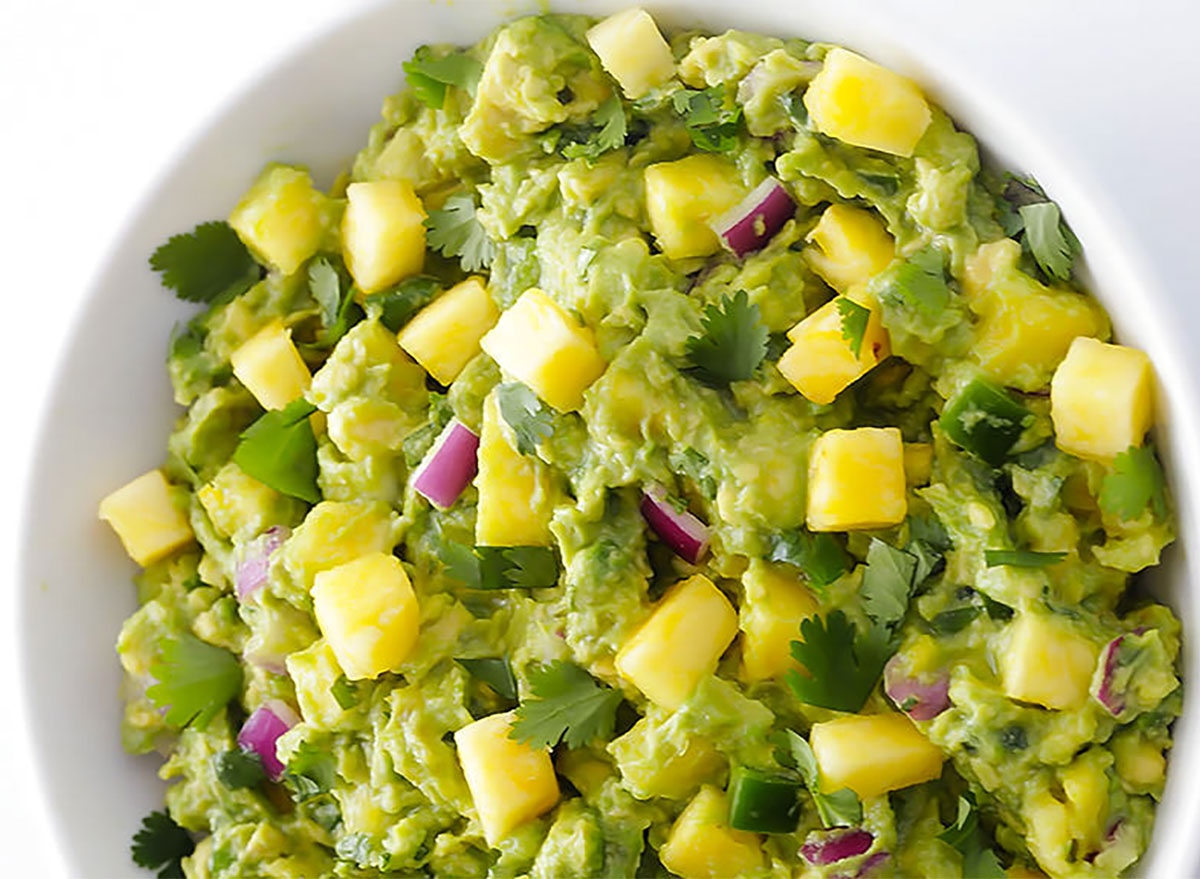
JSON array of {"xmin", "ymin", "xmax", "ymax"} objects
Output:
[
  {"xmin": 146, "ymin": 634, "xmax": 242, "ymax": 730},
  {"xmin": 149, "ymin": 221, "xmax": 259, "ymax": 305},
  {"xmin": 685, "ymin": 290, "xmax": 768, "ymax": 386},
  {"xmin": 232, "ymin": 399, "xmax": 321, "ymax": 503},
  {"xmin": 509, "ymin": 661, "xmax": 623, "ymax": 749},
  {"xmin": 425, "ymin": 192, "xmax": 495, "ymax": 272}
]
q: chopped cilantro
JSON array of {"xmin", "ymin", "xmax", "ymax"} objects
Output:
[
  {"xmin": 784, "ymin": 730, "xmax": 863, "ymax": 828},
  {"xmin": 671, "ymin": 85, "xmax": 742, "ymax": 152},
  {"xmin": 402, "ymin": 46, "xmax": 483, "ymax": 109},
  {"xmin": 882, "ymin": 245, "xmax": 950, "ymax": 317},
  {"xmin": 307, "ymin": 257, "xmax": 362, "ymax": 347},
  {"xmin": 495, "ymin": 382, "xmax": 554, "ymax": 454},
  {"xmin": 436, "ymin": 537, "xmax": 559, "ymax": 590},
  {"xmin": 131, "ymin": 810, "xmax": 194, "ymax": 879},
  {"xmin": 1020, "ymin": 201, "xmax": 1079, "ymax": 282},
  {"xmin": 561, "ymin": 96, "xmax": 627, "ymax": 162},
  {"xmin": 282, "ymin": 742, "xmax": 337, "ymax": 802},
  {"xmin": 1100, "ymin": 444, "xmax": 1168, "ymax": 520},
  {"xmin": 509, "ymin": 661, "xmax": 624, "ymax": 749},
  {"xmin": 367, "ymin": 275, "xmax": 441, "ymax": 332},
  {"xmin": 232, "ymin": 399, "xmax": 321, "ymax": 503},
  {"xmin": 457, "ymin": 657, "xmax": 519, "ymax": 701},
  {"xmin": 768, "ymin": 530, "xmax": 851, "ymax": 591},
  {"xmin": 684, "ymin": 290, "xmax": 769, "ymax": 386},
  {"xmin": 983, "ymin": 549, "xmax": 1067, "ymax": 568},
  {"xmin": 213, "ymin": 747, "xmax": 267, "ymax": 790},
  {"xmin": 787, "ymin": 610, "xmax": 894, "ymax": 713},
  {"xmin": 860, "ymin": 538, "xmax": 918, "ymax": 629},
  {"xmin": 330, "ymin": 675, "xmax": 362, "ymax": 710},
  {"xmin": 939, "ymin": 794, "xmax": 1006, "ymax": 878},
  {"xmin": 425, "ymin": 192, "xmax": 495, "ymax": 272},
  {"xmin": 835, "ymin": 297, "xmax": 871, "ymax": 358},
  {"xmin": 149, "ymin": 220, "xmax": 260, "ymax": 305},
  {"xmin": 145, "ymin": 634, "xmax": 242, "ymax": 730}
]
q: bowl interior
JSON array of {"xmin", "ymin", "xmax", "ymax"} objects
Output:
[{"xmin": 19, "ymin": 0, "xmax": 1200, "ymax": 875}]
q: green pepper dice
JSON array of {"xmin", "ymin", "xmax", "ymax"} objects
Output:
[
  {"xmin": 939, "ymin": 377, "xmax": 1032, "ymax": 466},
  {"xmin": 727, "ymin": 766, "xmax": 802, "ymax": 833}
]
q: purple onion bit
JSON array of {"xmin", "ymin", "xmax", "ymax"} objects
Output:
[
  {"xmin": 1094, "ymin": 635, "xmax": 1126, "ymax": 717},
  {"xmin": 801, "ymin": 828, "xmax": 874, "ymax": 865},
  {"xmin": 413, "ymin": 418, "xmax": 480, "ymax": 509},
  {"xmin": 235, "ymin": 525, "xmax": 291, "ymax": 600},
  {"xmin": 640, "ymin": 484, "xmax": 710, "ymax": 564},
  {"xmin": 711, "ymin": 177, "xmax": 796, "ymax": 257},
  {"xmin": 236, "ymin": 699, "xmax": 300, "ymax": 780},
  {"xmin": 833, "ymin": 851, "xmax": 891, "ymax": 879},
  {"xmin": 884, "ymin": 654, "xmax": 950, "ymax": 721}
]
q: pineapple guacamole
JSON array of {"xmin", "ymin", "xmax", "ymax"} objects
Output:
[{"xmin": 99, "ymin": 8, "xmax": 1180, "ymax": 879}]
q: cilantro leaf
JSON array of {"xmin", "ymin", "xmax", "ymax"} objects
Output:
[
  {"xmin": 939, "ymin": 794, "xmax": 1006, "ymax": 879},
  {"xmin": 131, "ymin": 810, "xmax": 194, "ymax": 879},
  {"xmin": 561, "ymin": 96, "xmax": 627, "ymax": 162},
  {"xmin": 509, "ymin": 661, "xmax": 624, "ymax": 749},
  {"xmin": 402, "ymin": 47, "xmax": 483, "ymax": 109},
  {"xmin": 496, "ymin": 382, "xmax": 554, "ymax": 455},
  {"xmin": 768, "ymin": 530, "xmax": 851, "ymax": 591},
  {"xmin": 146, "ymin": 634, "xmax": 242, "ymax": 730},
  {"xmin": 149, "ymin": 221, "xmax": 260, "ymax": 305},
  {"xmin": 307, "ymin": 257, "xmax": 362, "ymax": 347},
  {"xmin": 437, "ymin": 537, "xmax": 559, "ymax": 590},
  {"xmin": 785, "ymin": 730, "xmax": 863, "ymax": 828},
  {"xmin": 860, "ymin": 538, "xmax": 918, "ymax": 629},
  {"xmin": 1020, "ymin": 201, "xmax": 1078, "ymax": 282},
  {"xmin": 232, "ymin": 399, "xmax": 321, "ymax": 503},
  {"xmin": 1100, "ymin": 444, "xmax": 1168, "ymax": 520},
  {"xmin": 457, "ymin": 657, "xmax": 519, "ymax": 701},
  {"xmin": 367, "ymin": 275, "xmax": 441, "ymax": 332},
  {"xmin": 330, "ymin": 675, "xmax": 362, "ymax": 710},
  {"xmin": 436, "ymin": 536, "xmax": 483, "ymax": 589},
  {"xmin": 213, "ymin": 747, "xmax": 267, "ymax": 790},
  {"xmin": 835, "ymin": 297, "xmax": 871, "ymax": 358},
  {"xmin": 983, "ymin": 549, "xmax": 1067, "ymax": 568},
  {"xmin": 425, "ymin": 192, "xmax": 495, "ymax": 272},
  {"xmin": 787, "ymin": 611, "xmax": 894, "ymax": 713},
  {"xmin": 685, "ymin": 290, "xmax": 768, "ymax": 386},
  {"xmin": 671, "ymin": 85, "xmax": 742, "ymax": 152},
  {"xmin": 282, "ymin": 742, "xmax": 337, "ymax": 802},
  {"xmin": 884, "ymin": 245, "xmax": 950, "ymax": 316}
]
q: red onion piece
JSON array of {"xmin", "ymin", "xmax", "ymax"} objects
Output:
[
  {"xmin": 413, "ymin": 419, "xmax": 480, "ymax": 509},
  {"xmin": 1094, "ymin": 635, "xmax": 1126, "ymax": 716},
  {"xmin": 235, "ymin": 525, "xmax": 291, "ymax": 600},
  {"xmin": 236, "ymin": 699, "xmax": 300, "ymax": 780},
  {"xmin": 640, "ymin": 485, "xmax": 710, "ymax": 564},
  {"xmin": 801, "ymin": 828, "xmax": 874, "ymax": 865},
  {"xmin": 852, "ymin": 851, "xmax": 891, "ymax": 878},
  {"xmin": 884, "ymin": 654, "xmax": 950, "ymax": 721},
  {"xmin": 711, "ymin": 177, "xmax": 796, "ymax": 257}
]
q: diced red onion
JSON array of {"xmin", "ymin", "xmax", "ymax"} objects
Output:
[
  {"xmin": 801, "ymin": 828, "xmax": 874, "ymax": 865},
  {"xmin": 711, "ymin": 177, "xmax": 796, "ymax": 257},
  {"xmin": 413, "ymin": 419, "xmax": 479, "ymax": 509},
  {"xmin": 640, "ymin": 485, "xmax": 710, "ymax": 564},
  {"xmin": 884, "ymin": 654, "xmax": 950, "ymax": 721},
  {"xmin": 236, "ymin": 699, "xmax": 300, "ymax": 780},
  {"xmin": 1094, "ymin": 635, "xmax": 1126, "ymax": 716},
  {"xmin": 852, "ymin": 851, "xmax": 891, "ymax": 878},
  {"xmin": 235, "ymin": 525, "xmax": 290, "ymax": 600}
]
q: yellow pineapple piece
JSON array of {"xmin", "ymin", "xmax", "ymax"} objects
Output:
[
  {"xmin": 803, "ymin": 204, "xmax": 895, "ymax": 292},
  {"xmin": 480, "ymin": 288, "xmax": 606, "ymax": 412},
  {"xmin": 609, "ymin": 716, "xmax": 725, "ymax": 800},
  {"xmin": 904, "ymin": 442, "xmax": 934, "ymax": 486},
  {"xmin": 1112, "ymin": 734, "xmax": 1166, "ymax": 788},
  {"xmin": 341, "ymin": 179, "xmax": 427, "ymax": 294},
  {"xmin": 311, "ymin": 551, "xmax": 419, "ymax": 680},
  {"xmin": 230, "ymin": 319, "xmax": 312, "ymax": 411},
  {"xmin": 644, "ymin": 155, "xmax": 745, "ymax": 259},
  {"xmin": 98, "ymin": 469, "xmax": 194, "ymax": 566},
  {"xmin": 739, "ymin": 560, "xmax": 819, "ymax": 682},
  {"xmin": 615, "ymin": 575, "xmax": 739, "ymax": 710},
  {"xmin": 659, "ymin": 785, "xmax": 763, "ymax": 879},
  {"xmin": 807, "ymin": 427, "xmax": 907, "ymax": 531},
  {"xmin": 1024, "ymin": 789, "xmax": 1073, "ymax": 875},
  {"xmin": 279, "ymin": 500, "xmax": 394, "ymax": 591},
  {"xmin": 1060, "ymin": 753, "xmax": 1108, "ymax": 849},
  {"xmin": 474, "ymin": 390, "xmax": 556, "ymax": 546},
  {"xmin": 1000, "ymin": 613, "xmax": 1099, "ymax": 710},
  {"xmin": 778, "ymin": 295, "xmax": 890, "ymax": 405},
  {"xmin": 196, "ymin": 462, "xmax": 287, "ymax": 540},
  {"xmin": 803, "ymin": 47, "xmax": 932, "ymax": 157},
  {"xmin": 809, "ymin": 713, "xmax": 944, "ymax": 800},
  {"xmin": 455, "ymin": 711, "xmax": 560, "ymax": 845},
  {"xmin": 397, "ymin": 277, "xmax": 500, "ymax": 384},
  {"xmin": 1051, "ymin": 336, "xmax": 1154, "ymax": 461},
  {"xmin": 285, "ymin": 640, "xmax": 349, "ymax": 728},
  {"xmin": 229, "ymin": 164, "xmax": 337, "ymax": 276},
  {"xmin": 586, "ymin": 8, "xmax": 675, "ymax": 98}
]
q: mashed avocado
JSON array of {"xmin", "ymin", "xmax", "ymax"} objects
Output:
[{"xmin": 106, "ymin": 10, "xmax": 1180, "ymax": 879}]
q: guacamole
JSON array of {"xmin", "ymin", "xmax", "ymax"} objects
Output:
[{"xmin": 104, "ymin": 9, "xmax": 1181, "ymax": 879}]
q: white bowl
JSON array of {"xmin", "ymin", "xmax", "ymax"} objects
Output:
[{"xmin": 18, "ymin": 0, "xmax": 1200, "ymax": 875}]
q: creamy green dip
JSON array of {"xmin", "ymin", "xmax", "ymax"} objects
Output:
[{"xmin": 112, "ymin": 10, "xmax": 1181, "ymax": 879}]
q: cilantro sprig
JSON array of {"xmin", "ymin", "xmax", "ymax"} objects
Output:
[
  {"xmin": 860, "ymin": 538, "xmax": 918, "ymax": 629},
  {"xmin": 685, "ymin": 290, "xmax": 768, "ymax": 386},
  {"xmin": 784, "ymin": 730, "xmax": 862, "ymax": 828},
  {"xmin": 671, "ymin": 85, "xmax": 742, "ymax": 152},
  {"xmin": 214, "ymin": 748, "xmax": 267, "ymax": 790},
  {"xmin": 768, "ymin": 530, "xmax": 851, "ymax": 592},
  {"xmin": 509, "ymin": 661, "xmax": 624, "ymax": 749},
  {"xmin": 882, "ymin": 246, "xmax": 950, "ymax": 317},
  {"xmin": 561, "ymin": 96, "xmax": 628, "ymax": 162},
  {"xmin": 282, "ymin": 742, "xmax": 337, "ymax": 802},
  {"xmin": 999, "ymin": 175, "xmax": 1080, "ymax": 281},
  {"xmin": 131, "ymin": 810, "xmax": 194, "ymax": 879},
  {"xmin": 149, "ymin": 221, "xmax": 260, "ymax": 305},
  {"xmin": 232, "ymin": 398, "xmax": 321, "ymax": 503},
  {"xmin": 307, "ymin": 257, "xmax": 362, "ymax": 348},
  {"xmin": 437, "ymin": 538, "xmax": 559, "ymax": 590},
  {"xmin": 403, "ymin": 47, "xmax": 483, "ymax": 109},
  {"xmin": 425, "ymin": 192, "xmax": 495, "ymax": 272},
  {"xmin": 146, "ymin": 634, "xmax": 243, "ymax": 730},
  {"xmin": 368, "ymin": 275, "xmax": 441, "ymax": 333},
  {"xmin": 496, "ymin": 382, "xmax": 554, "ymax": 455},
  {"xmin": 1100, "ymin": 444, "xmax": 1168, "ymax": 521},
  {"xmin": 939, "ymin": 794, "xmax": 1005, "ymax": 878},
  {"xmin": 457, "ymin": 656, "xmax": 519, "ymax": 701},
  {"xmin": 835, "ymin": 297, "xmax": 871, "ymax": 358},
  {"xmin": 787, "ymin": 611, "xmax": 894, "ymax": 713}
]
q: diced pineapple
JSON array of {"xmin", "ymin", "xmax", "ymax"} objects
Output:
[
  {"xmin": 1112, "ymin": 733, "xmax": 1166, "ymax": 788},
  {"xmin": 644, "ymin": 155, "xmax": 745, "ymax": 259},
  {"xmin": 397, "ymin": 277, "xmax": 500, "ymax": 385},
  {"xmin": 1060, "ymin": 752, "xmax": 1109, "ymax": 848},
  {"xmin": 278, "ymin": 500, "xmax": 395, "ymax": 594},
  {"xmin": 807, "ymin": 427, "xmax": 907, "ymax": 531},
  {"xmin": 615, "ymin": 575, "xmax": 739, "ymax": 710},
  {"xmin": 556, "ymin": 750, "xmax": 613, "ymax": 799},
  {"xmin": 586, "ymin": 8, "xmax": 676, "ymax": 98},
  {"xmin": 285, "ymin": 640, "xmax": 348, "ymax": 728},
  {"xmin": 455, "ymin": 711, "xmax": 560, "ymax": 845},
  {"xmin": 802, "ymin": 204, "xmax": 895, "ymax": 292},
  {"xmin": 739, "ymin": 560, "xmax": 819, "ymax": 682},
  {"xmin": 480, "ymin": 288, "xmax": 606, "ymax": 412},
  {"xmin": 1024, "ymin": 790, "xmax": 1073, "ymax": 876},
  {"xmin": 474, "ymin": 390, "xmax": 556, "ymax": 546},
  {"xmin": 311, "ymin": 551, "xmax": 419, "ymax": 680},
  {"xmin": 809, "ymin": 713, "xmax": 944, "ymax": 800},
  {"xmin": 904, "ymin": 442, "xmax": 934, "ymax": 486},
  {"xmin": 609, "ymin": 715, "xmax": 725, "ymax": 800},
  {"xmin": 196, "ymin": 462, "xmax": 289, "ymax": 540},
  {"xmin": 777, "ymin": 295, "xmax": 890, "ymax": 405},
  {"xmin": 1001, "ymin": 613, "xmax": 1100, "ymax": 710},
  {"xmin": 98, "ymin": 469, "xmax": 194, "ymax": 566},
  {"xmin": 1025, "ymin": 751, "xmax": 1113, "ymax": 872},
  {"xmin": 659, "ymin": 785, "xmax": 763, "ymax": 879},
  {"xmin": 230, "ymin": 319, "xmax": 312, "ymax": 411},
  {"xmin": 229, "ymin": 164, "xmax": 337, "ymax": 276},
  {"xmin": 341, "ymin": 179, "xmax": 427, "ymax": 294},
  {"xmin": 1050, "ymin": 336, "xmax": 1154, "ymax": 461},
  {"xmin": 803, "ymin": 47, "xmax": 932, "ymax": 157}
]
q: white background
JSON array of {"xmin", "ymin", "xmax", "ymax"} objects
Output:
[{"xmin": 2, "ymin": 1, "xmax": 1198, "ymax": 877}]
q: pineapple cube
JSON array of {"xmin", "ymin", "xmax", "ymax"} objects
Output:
[
  {"xmin": 311, "ymin": 551, "xmax": 419, "ymax": 680},
  {"xmin": 230, "ymin": 319, "xmax": 312, "ymax": 411},
  {"xmin": 1024, "ymin": 789, "xmax": 1073, "ymax": 874},
  {"xmin": 196, "ymin": 462, "xmax": 289, "ymax": 540},
  {"xmin": 1001, "ymin": 613, "xmax": 1099, "ymax": 710},
  {"xmin": 777, "ymin": 296, "xmax": 890, "ymax": 405},
  {"xmin": 229, "ymin": 164, "xmax": 337, "ymax": 276},
  {"xmin": 279, "ymin": 500, "xmax": 394, "ymax": 592},
  {"xmin": 802, "ymin": 204, "xmax": 895, "ymax": 293},
  {"xmin": 615, "ymin": 575, "xmax": 739, "ymax": 710},
  {"xmin": 397, "ymin": 277, "xmax": 500, "ymax": 385},
  {"xmin": 586, "ymin": 8, "xmax": 676, "ymax": 99},
  {"xmin": 803, "ymin": 47, "xmax": 932, "ymax": 157},
  {"xmin": 342, "ymin": 179, "xmax": 427, "ymax": 295},
  {"xmin": 644, "ymin": 155, "xmax": 745, "ymax": 260},
  {"xmin": 609, "ymin": 716, "xmax": 725, "ymax": 800},
  {"xmin": 98, "ymin": 469, "xmax": 194, "ymax": 566},
  {"xmin": 1050, "ymin": 336, "xmax": 1154, "ymax": 461},
  {"xmin": 807, "ymin": 427, "xmax": 907, "ymax": 531},
  {"xmin": 809, "ymin": 713, "xmax": 944, "ymax": 800},
  {"xmin": 475, "ymin": 390, "xmax": 556, "ymax": 546},
  {"xmin": 285, "ymin": 640, "xmax": 348, "ymax": 728},
  {"xmin": 480, "ymin": 288, "xmax": 606, "ymax": 412},
  {"xmin": 659, "ymin": 785, "xmax": 763, "ymax": 879},
  {"xmin": 739, "ymin": 560, "xmax": 819, "ymax": 682},
  {"xmin": 904, "ymin": 442, "xmax": 934, "ymax": 486},
  {"xmin": 1112, "ymin": 734, "xmax": 1165, "ymax": 788},
  {"xmin": 455, "ymin": 711, "xmax": 560, "ymax": 845},
  {"xmin": 1060, "ymin": 754, "xmax": 1108, "ymax": 848}
]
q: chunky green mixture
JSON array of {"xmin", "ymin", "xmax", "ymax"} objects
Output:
[{"xmin": 108, "ymin": 10, "xmax": 1181, "ymax": 879}]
